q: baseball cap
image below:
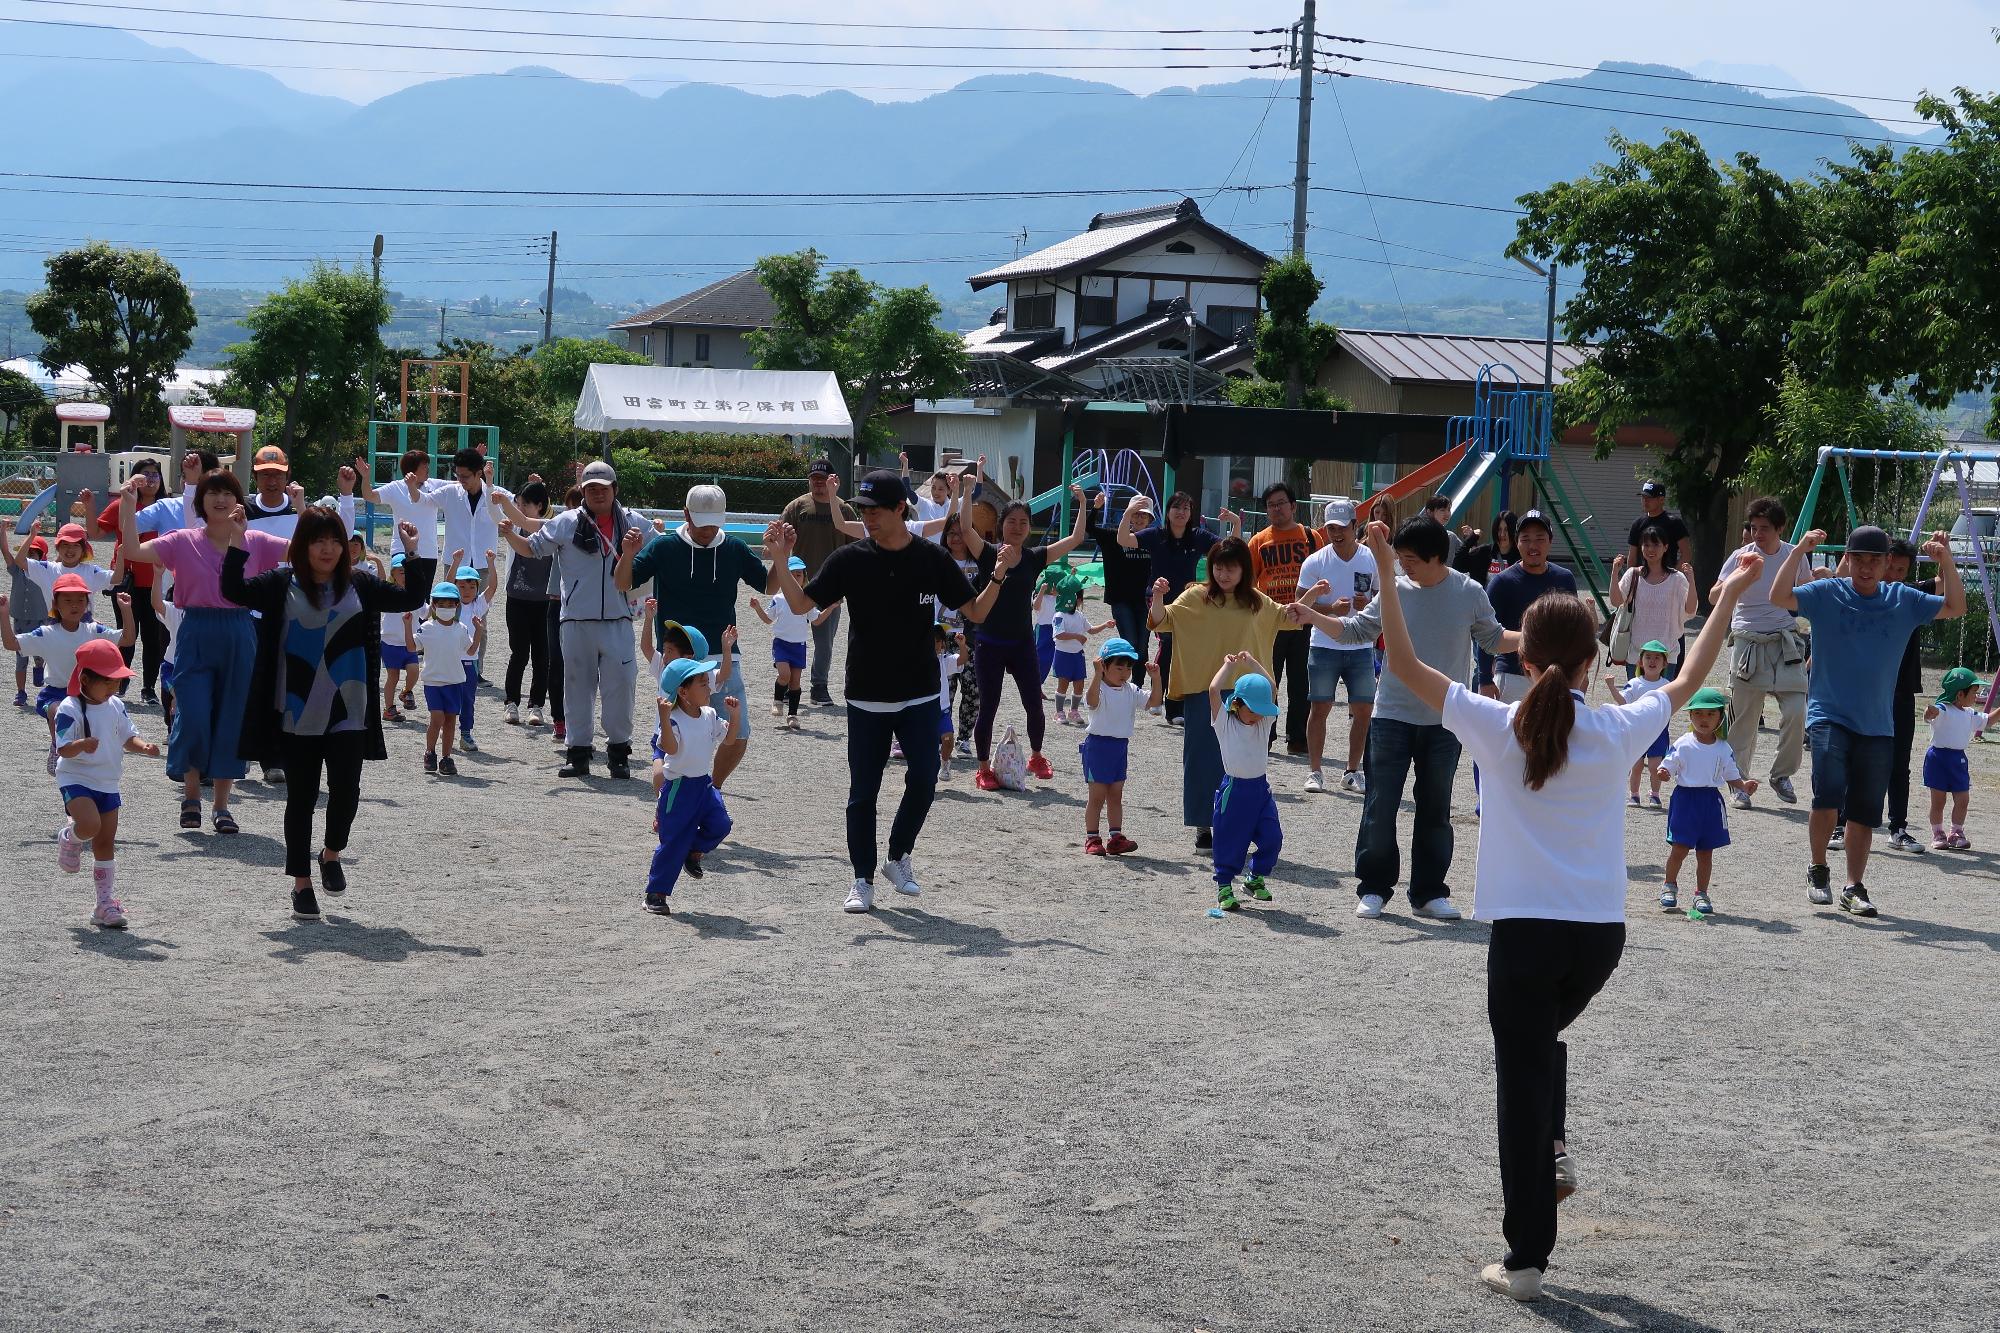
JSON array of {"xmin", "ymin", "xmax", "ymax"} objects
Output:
[
  {"xmin": 454, "ymin": 565, "xmax": 480, "ymax": 581},
  {"xmin": 1639, "ymin": 480, "xmax": 1667, "ymax": 498},
  {"xmin": 1847, "ymin": 525, "xmax": 1891, "ymax": 555},
  {"xmin": 68, "ymin": 637, "xmax": 133, "ymax": 695},
  {"xmin": 429, "ymin": 582, "xmax": 461, "ymax": 600},
  {"xmin": 808, "ymin": 457, "xmax": 835, "ymax": 477},
  {"xmin": 51, "ymin": 572, "xmax": 90, "ymax": 596},
  {"xmin": 23, "ymin": 536, "xmax": 47, "ymax": 557},
  {"xmin": 56, "ymin": 522, "xmax": 88, "ymax": 545},
  {"xmin": 1937, "ymin": 665, "xmax": 1988, "ymax": 705},
  {"xmin": 1684, "ymin": 686, "xmax": 1729, "ymax": 712},
  {"xmin": 658, "ymin": 656, "xmax": 713, "ymax": 699},
  {"xmin": 389, "ymin": 553, "xmax": 406, "ymax": 569},
  {"xmin": 252, "ymin": 445, "xmax": 289, "ymax": 473},
  {"xmin": 1223, "ymin": 672, "xmax": 1280, "ymax": 718},
  {"xmin": 1322, "ymin": 498, "xmax": 1356, "ymax": 528},
  {"xmin": 1517, "ymin": 509, "xmax": 1554, "ymax": 535},
  {"xmin": 786, "ymin": 556, "xmax": 806, "ymax": 572},
  {"xmin": 685, "ymin": 484, "xmax": 728, "ymax": 524},
  {"xmin": 580, "ymin": 460, "xmax": 617, "ymax": 488},
  {"xmin": 851, "ymin": 469, "xmax": 906, "ymax": 509},
  {"xmin": 682, "ymin": 625, "xmax": 710, "ymax": 660},
  {"xmin": 1637, "ymin": 640, "xmax": 1670, "ymax": 656},
  {"xmin": 1098, "ymin": 637, "xmax": 1141, "ymax": 663}
]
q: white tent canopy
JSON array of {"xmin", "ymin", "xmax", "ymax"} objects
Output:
[{"xmin": 573, "ymin": 365, "xmax": 852, "ymax": 438}]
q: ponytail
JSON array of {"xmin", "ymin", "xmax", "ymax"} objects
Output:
[{"xmin": 1511, "ymin": 594, "xmax": 1600, "ymax": 790}]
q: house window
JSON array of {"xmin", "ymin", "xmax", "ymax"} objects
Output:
[
  {"xmin": 1014, "ymin": 292, "xmax": 1056, "ymax": 329},
  {"xmin": 1078, "ymin": 294, "xmax": 1116, "ymax": 327},
  {"xmin": 639, "ymin": 333, "xmax": 651, "ymax": 359},
  {"xmin": 694, "ymin": 332, "xmax": 712, "ymax": 361},
  {"xmin": 1165, "ymin": 240, "xmax": 1197, "ymax": 254},
  {"xmin": 1208, "ymin": 305, "xmax": 1258, "ymax": 339}
]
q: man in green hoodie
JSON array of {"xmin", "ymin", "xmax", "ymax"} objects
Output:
[{"xmin": 617, "ymin": 483, "xmax": 774, "ymax": 787}]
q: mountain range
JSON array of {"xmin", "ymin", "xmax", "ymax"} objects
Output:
[{"xmin": 0, "ymin": 22, "xmax": 1946, "ymax": 345}]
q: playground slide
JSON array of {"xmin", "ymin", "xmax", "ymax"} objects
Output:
[
  {"xmin": 12, "ymin": 483, "xmax": 55, "ymax": 535},
  {"xmin": 1025, "ymin": 468, "xmax": 1099, "ymax": 514},
  {"xmin": 1359, "ymin": 441, "xmax": 1469, "ymax": 514},
  {"xmin": 1440, "ymin": 450, "xmax": 1508, "ymax": 527}
]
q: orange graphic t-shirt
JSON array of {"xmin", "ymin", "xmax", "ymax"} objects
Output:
[{"xmin": 1246, "ymin": 524, "xmax": 1323, "ymax": 607}]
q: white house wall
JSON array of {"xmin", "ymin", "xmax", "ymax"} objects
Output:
[{"xmin": 935, "ymin": 408, "xmax": 1038, "ymax": 500}]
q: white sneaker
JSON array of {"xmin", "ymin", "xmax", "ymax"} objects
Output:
[
  {"xmin": 526, "ymin": 707, "xmax": 544, "ymax": 727},
  {"xmin": 504, "ymin": 702, "xmax": 520, "ymax": 725},
  {"xmin": 882, "ymin": 855, "xmax": 922, "ymax": 897},
  {"xmin": 955, "ymin": 738, "xmax": 974, "ymax": 758},
  {"xmin": 1356, "ymin": 893, "xmax": 1386, "ymax": 918},
  {"xmin": 1414, "ymin": 897, "xmax": 1462, "ymax": 920},
  {"xmin": 1732, "ymin": 788, "xmax": 1752, "ymax": 810},
  {"xmin": 1342, "ymin": 770, "xmax": 1366, "ymax": 794},
  {"xmin": 843, "ymin": 878, "xmax": 874, "ymax": 913},
  {"xmin": 770, "ymin": 700, "xmax": 784, "ymax": 718},
  {"xmin": 1303, "ymin": 770, "xmax": 1326, "ymax": 794},
  {"xmin": 1480, "ymin": 1262, "xmax": 1544, "ymax": 1302},
  {"xmin": 786, "ymin": 713, "xmax": 801, "ymax": 730}
]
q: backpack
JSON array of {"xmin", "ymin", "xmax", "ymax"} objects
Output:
[{"xmin": 991, "ymin": 724, "xmax": 1030, "ymax": 791}]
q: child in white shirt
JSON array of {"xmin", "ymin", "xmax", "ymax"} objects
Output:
[
  {"xmin": 1050, "ymin": 606, "xmax": 1113, "ymax": 724},
  {"xmin": 1921, "ymin": 666, "xmax": 2000, "ymax": 849},
  {"xmin": 1208, "ymin": 651, "xmax": 1284, "ymax": 911},
  {"xmin": 1080, "ymin": 638, "xmax": 1163, "ymax": 856},
  {"xmin": 1654, "ymin": 686, "xmax": 1758, "ymax": 913},
  {"xmin": 935, "ymin": 624, "xmax": 966, "ymax": 780},
  {"xmin": 380, "ymin": 553, "xmax": 419, "ymax": 721},
  {"xmin": 50, "ymin": 637, "xmax": 160, "ymax": 928},
  {"xmin": 749, "ymin": 556, "xmax": 828, "ymax": 728},
  {"xmin": 1605, "ymin": 640, "xmax": 1673, "ymax": 807},
  {"xmin": 404, "ymin": 582, "xmax": 484, "ymax": 776},
  {"xmin": 3, "ymin": 518, "xmax": 114, "ymax": 623},
  {"xmin": 1, "ymin": 577, "xmax": 134, "ymax": 773},
  {"xmin": 640, "ymin": 604, "xmax": 734, "ymax": 785},
  {"xmin": 645, "ymin": 656, "xmax": 741, "ymax": 914},
  {"xmin": 450, "ymin": 561, "xmax": 492, "ymax": 751}
]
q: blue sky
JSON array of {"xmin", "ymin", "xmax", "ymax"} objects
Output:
[{"xmin": 2, "ymin": 0, "xmax": 1992, "ymax": 113}]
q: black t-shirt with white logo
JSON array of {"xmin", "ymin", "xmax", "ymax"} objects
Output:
[
  {"xmin": 1628, "ymin": 509, "xmax": 1689, "ymax": 555},
  {"xmin": 805, "ymin": 537, "xmax": 975, "ymax": 705}
]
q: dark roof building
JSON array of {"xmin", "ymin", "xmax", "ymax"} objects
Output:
[{"xmin": 608, "ymin": 270, "xmax": 778, "ymax": 370}]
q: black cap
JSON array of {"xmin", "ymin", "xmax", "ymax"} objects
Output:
[
  {"xmin": 1518, "ymin": 509, "xmax": 1554, "ymax": 535},
  {"xmin": 1640, "ymin": 481, "xmax": 1667, "ymax": 497},
  {"xmin": 852, "ymin": 469, "xmax": 905, "ymax": 508},
  {"xmin": 1847, "ymin": 525, "xmax": 1891, "ymax": 555},
  {"xmin": 808, "ymin": 457, "xmax": 834, "ymax": 477}
]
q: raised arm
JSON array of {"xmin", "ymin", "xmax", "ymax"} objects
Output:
[
  {"xmin": 351, "ymin": 455, "xmax": 381, "ymax": 504},
  {"xmin": 959, "ymin": 543, "xmax": 1018, "ymax": 624},
  {"xmin": 1116, "ymin": 499, "xmax": 1147, "ymax": 550},
  {"xmin": 613, "ymin": 525, "xmax": 647, "ymax": 593},
  {"xmin": 1767, "ymin": 533, "xmax": 1816, "ymax": 613},
  {"xmin": 1364, "ymin": 522, "xmax": 1453, "ymax": 717},
  {"xmin": 116, "ymin": 473, "xmax": 166, "ymax": 565},
  {"xmin": 1045, "ymin": 484, "xmax": 1090, "ymax": 560},
  {"xmin": 1216, "ymin": 507, "xmax": 1243, "ymax": 540},
  {"xmin": 1146, "ymin": 576, "xmax": 1169, "ymax": 629},
  {"xmin": 1680, "ymin": 563, "xmax": 1698, "ymax": 615},
  {"xmin": 1607, "ymin": 555, "xmax": 1630, "ymax": 607},
  {"xmin": 1922, "ymin": 529, "xmax": 1966, "ymax": 621},
  {"xmin": 496, "ymin": 516, "xmax": 535, "ymax": 558},
  {"xmin": 760, "ymin": 523, "xmax": 817, "ymax": 614},
  {"xmin": 1664, "ymin": 550, "xmax": 1764, "ymax": 711}
]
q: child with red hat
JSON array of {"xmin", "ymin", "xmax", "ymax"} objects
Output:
[
  {"xmin": 9, "ymin": 533, "xmax": 49, "ymax": 706},
  {"xmin": 1, "ymin": 573, "xmax": 134, "ymax": 773},
  {"xmin": 2, "ymin": 513, "xmax": 115, "ymax": 622},
  {"xmin": 51, "ymin": 637, "xmax": 160, "ymax": 928}
]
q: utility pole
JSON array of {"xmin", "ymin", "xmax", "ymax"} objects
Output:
[
  {"xmin": 542, "ymin": 230, "xmax": 558, "ymax": 346},
  {"xmin": 438, "ymin": 305, "xmax": 446, "ymax": 351},
  {"xmin": 368, "ymin": 234, "xmax": 384, "ymax": 422},
  {"xmin": 1542, "ymin": 263, "xmax": 1557, "ymax": 393},
  {"xmin": 1284, "ymin": 1, "xmax": 1316, "ymax": 408}
]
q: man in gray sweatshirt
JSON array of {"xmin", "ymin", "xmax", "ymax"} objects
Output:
[{"xmin": 1287, "ymin": 517, "xmax": 1518, "ymax": 921}]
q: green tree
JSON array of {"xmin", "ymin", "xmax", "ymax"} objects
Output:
[
  {"xmin": 225, "ymin": 264, "xmax": 389, "ymax": 460},
  {"xmin": 747, "ymin": 250, "xmax": 966, "ymax": 459},
  {"xmin": 0, "ymin": 365, "xmax": 44, "ymax": 447},
  {"xmin": 1510, "ymin": 129, "xmax": 1814, "ymax": 586},
  {"xmin": 1742, "ymin": 370, "xmax": 1945, "ymax": 532},
  {"xmin": 1243, "ymin": 255, "xmax": 1342, "ymax": 409},
  {"xmin": 533, "ymin": 336, "xmax": 647, "ymax": 404},
  {"xmin": 25, "ymin": 243, "xmax": 196, "ymax": 447}
]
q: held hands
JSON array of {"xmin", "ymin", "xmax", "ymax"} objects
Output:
[
  {"xmin": 1145, "ymin": 661, "xmax": 1161, "ymax": 681},
  {"xmin": 762, "ymin": 521, "xmax": 796, "ymax": 558},
  {"xmin": 1362, "ymin": 519, "xmax": 1393, "ymax": 553}
]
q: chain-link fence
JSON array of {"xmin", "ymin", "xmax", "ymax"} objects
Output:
[{"xmin": 641, "ymin": 473, "xmax": 809, "ymax": 517}]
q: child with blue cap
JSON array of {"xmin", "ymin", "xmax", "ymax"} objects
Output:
[
  {"xmin": 641, "ymin": 606, "xmax": 735, "ymax": 785},
  {"xmin": 1207, "ymin": 650, "xmax": 1284, "ymax": 909},
  {"xmin": 1080, "ymin": 636, "xmax": 1163, "ymax": 855},
  {"xmin": 750, "ymin": 554, "xmax": 830, "ymax": 729},
  {"xmin": 646, "ymin": 655, "xmax": 740, "ymax": 913},
  {"xmin": 450, "ymin": 561, "xmax": 490, "ymax": 751},
  {"xmin": 380, "ymin": 551, "xmax": 418, "ymax": 722},
  {"xmin": 402, "ymin": 581, "xmax": 484, "ymax": 776}
]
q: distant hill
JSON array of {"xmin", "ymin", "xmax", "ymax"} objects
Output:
[{"xmin": 0, "ymin": 25, "xmax": 1944, "ymax": 357}]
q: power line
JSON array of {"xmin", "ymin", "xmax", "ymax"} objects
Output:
[
  {"xmin": 1304, "ymin": 249, "xmax": 1545, "ymax": 285},
  {"xmin": 316, "ymin": 0, "xmax": 1269, "ymax": 37},
  {"xmin": 1308, "ymin": 184, "xmax": 1525, "ymax": 216},
  {"xmin": 0, "ymin": 17, "xmax": 1281, "ymax": 71},
  {"xmin": 1321, "ymin": 75, "xmax": 1410, "ymax": 331}
]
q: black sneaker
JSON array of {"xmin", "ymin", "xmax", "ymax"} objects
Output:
[
  {"xmin": 1807, "ymin": 862, "xmax": 1832, "ymax": 906},
  {"xmin": 291, "ymin": 885, "xmax": 321, "ymax": 920},
  {"xmin": 424, "ymin": 752, "xmax": 438, "ymax": 774},
  {"xmin": 319, "ymin": 857, "xmax": 347, "ymax": 895},
  {"xmin": 1840, "ymin": 884, "xmax": 1878, "ymax": 917},
  {"xmin": 139, "ymin": 688, "xmax": 159, "ymax": 705},
  {"xmin": 683, "ymin": 851, "xmax": 705, "ymax": 880},
  {"xmin": 810, "ymin": 689, "xmax": 833, "ymax": 706},
  {"xmin": 644, "ymin": 892, "xmax": 671, "ymax": 915},
  {"xmin": 438, "ymin": 755, "xmax": 458, "ymax": 777},
  {"xmin": 1195, "ymin": 826, "xmax": 1214, "ymax": 851}
]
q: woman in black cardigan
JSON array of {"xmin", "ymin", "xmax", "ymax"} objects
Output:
[{"xmin": 223, "ymin": 506, "xmax": 425, "ymax": 920}]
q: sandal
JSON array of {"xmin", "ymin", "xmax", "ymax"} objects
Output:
[
  {"xmin": 179, "ymin": 798, "xmax": 201, "ymax": 830},
  {"xmin": 212, "ymin": 809, "xmax": 240, "ymax": 835}
]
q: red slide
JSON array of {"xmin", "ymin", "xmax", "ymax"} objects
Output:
[{"xmin": 1358, "ymin": 440, "xmax": 1471, "ymax": 514}]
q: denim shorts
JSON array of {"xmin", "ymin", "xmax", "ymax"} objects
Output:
[
  {"xmin": 1308, "ymin": 646, "xmax": 1377, "ymax": 705},
  {"xmin": 1809, "ymin": 721, "xmax": 1893, "ymax": 827}
]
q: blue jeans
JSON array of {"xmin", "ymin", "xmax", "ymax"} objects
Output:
[
  {"xmin": 1109, "ymin": 598, "xmax": 1151, "ymax": 664},
  {"xmin": 1354, "ymin": 717, "xmax": 1462, "ymax": 905},
  {"xmin": 845, "ymin": 700, "xmax": 943, "ymax": 881}
]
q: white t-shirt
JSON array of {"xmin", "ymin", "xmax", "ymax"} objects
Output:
[
  {"xmin": 1660, "ymin": 732, "xmax": 1740, "ymax": 788},
  {"xmin": 1929, "ymin": 703, "xmax": 1986, "ymax": 751},
  {"xmin": 1086, "ymin": 679, "xmax": 1145, "ymax": 739},
  {"xmin": 413, "ymin": 618, "xmax": 474, "ymax": 685},
  {"xmin": 1444, "ymin": 682, "xmax": 1672, "ymax": 923},
  {"xmin": 938, "ymin": 649, "xmax": 961, "ymax": 702},
  {"xmin": 374, "ymin": 479, "xmax": 451, "ymax": 559},
  {"xmin": 1621, "ymin": 673, "xmax": 1670, "ymax": 705},
  {"xmin": 915, "ymin": 494, "xmax": 951, "ymax": 523},
  {"xmin": 17, "ymin": 621, "xmax": 120, "ymax": 687},
  {"xmin": 52, "ymin": 695, "xmax": 139, "ymax": 792},
  {"xmin": 456, "ymin": 594, "xmax": 489, "ymax": 661},
  {"xmin": 1217, "ymin": 711, "xmax": 1271, "ymax": 779},
  {"xmin": 1297, "ymin": 542, "xmax": 1377, "ymax": 651},
  {"xmin": 27, "ymin": 559, "xmax": 114, "ymax": 610},
  {"xmin": 1034, "ymin": 590, "xmax": 1059, "ymax": 628},
  {"xmin": 1051, "ymin": 609, "xmax": 1091, "ymax": 653},
  {"xmin": 1728, "ymin": 540, "xmax": 1812, "ymax": 634},
  {"xmin": 763, "ymin": 595, "xmax": 813, "ymax": 644},
  {"xmin": 662, "ymin": 705, "xmax": 729, "ymax": 780}
]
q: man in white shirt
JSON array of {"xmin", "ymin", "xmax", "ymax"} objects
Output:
[
  {"xmin": 355, "ymin": 448, "xmax": 451, "ymax": 588},
  {"xmin": 241, "ymin": 446, "xmax": 357, "ymax": 541},
  {"xmin": 1295, "ymin": 498, "xmax": 1377, "ymax": 795},
  {"xmin": 433, "ymin": 446, "xmax": 520, "ymax": 576},
  {"xmin": 1712, "ymin": 496, "xmax": 1815, "ymax": 807}
]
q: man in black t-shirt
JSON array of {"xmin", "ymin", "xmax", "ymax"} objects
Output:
[
  {"xmin": 1627, "ymin": 481, "xmax": 1692, "ymax": 569},
  {"xmin": 765, "ymin": 470, "xmax": 1011, "ymax": 915},
  {"xmin": 1088, "ymin": 489, "xmax": 1153, "ymax": 660}
]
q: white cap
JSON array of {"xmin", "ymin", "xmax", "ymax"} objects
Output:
[
  {"xmin": 1322, "ymin": 497, "xmax": 1356, "ymax": 528},
  {"xmin": 685, "ymin": 483, "xmax": 728, "ymax": 524}
]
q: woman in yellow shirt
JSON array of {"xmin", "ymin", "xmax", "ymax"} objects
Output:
[{"xmin": 1149, "ymin": 537, "xmax": 1326, "ymax": 849}]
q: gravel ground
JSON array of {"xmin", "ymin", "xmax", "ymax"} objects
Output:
[{"xmin": 2, "ymin": 584, "xmax": 1997, "ymax": 1332}]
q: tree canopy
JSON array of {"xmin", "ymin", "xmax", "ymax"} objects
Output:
[
  {"xmin": 25, "ymin": 243, "xmax": 195, "ymax": 447},
  {"xmin": 1240, "ymin": 255, "xmax": 1343, "ymax": 411},
  {"xmin": 223, "ymin": 264, "xmax": 388, "ymax": 461},
  {"xmin": 533, "ymin": 336, "xmax": 647, "ymax": 404}
]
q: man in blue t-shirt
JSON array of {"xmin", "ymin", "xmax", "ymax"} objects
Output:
[
  {"xmin": 1771, "ymin": 524, "xmax": 1962, "ymax": 916},
  {"xmin": 1481, "ymin": 510, "xmax": 1576, "ymax": 703}
]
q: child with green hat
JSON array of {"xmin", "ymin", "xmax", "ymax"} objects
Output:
[
  {"xmin": 1206, "ymin": 651, "xmax": 1284, "ymax": 910},
  {"xmin": 1605, "ymin": 639, "xmax": 1674, "ymax": 808},
  {"xmin": 1654, "ymin": 685, "xmax": 1757, "ymax": 913},
  {"xmin": 1921, "ymin": 666, "xmax": 2000, "ymax": 849}
]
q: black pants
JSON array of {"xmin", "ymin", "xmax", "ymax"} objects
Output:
[
  {"xmin": 810, "ymin": 605, "xmax": 842, "ymax": 698},
  {"xmin": 119, "ymin": 575, "xmax": 167, "ymax": 692},
  {"xmin": 281, "ymin": 732, "xmax": 366, "ymax": 879},
  {"xmin": 845, "ymin": 700, "xmax": 942, "ymax": 881},
  {"xmin": 545, "ymin": 600, "xmax": 566, "ymax": 725},
  {"xmin": 1488, "ymin": 917, "xmax": 1625, "ymax": 1273},
  {"xmin": 1889, "ymin": 690, "xmax": 1916, "ymax": 831},
  {"xmin": 1270, "ymin": 627, "xmax": 1311, "ymax": 747},
  {"xmin": 503, "ymin": 597, "xmax": 550, "ymax": 707}
]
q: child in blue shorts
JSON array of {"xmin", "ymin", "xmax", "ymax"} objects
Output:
[
  {"xmin": 936, "ymin": 624, "xmax": 965, "ymax": 780},
  {"xmin": 1655, "ymin": 686, "xmax": 1757, "ymax": 913},
  {"xmin": 1209, "ymin": 652, "xmax": 1284, "ymax": 910},
  {"xmin": 2, "ymin": 574, "xmax": 133, "ymax": 775},
  {"xmin": 641, "ymin": 608, "xmax": 734, "ymax": 786},
  {"xmin": 405, "ymin": 583, "xmax": 483, "ymax": 777},
  {"xmin": 1606, "ymin": 640, "xmax": 1673, "ymax": 807},
  {"xmin": 379, "ymin": 553, "xmax": 420, "ymax": 721},
  {"xmin": 1080, "ymin": 637, "xmax": 1161, "ymax": 856},
  {"xmin": 10, "ymin": 534, "xmax": 48, "ymax": 707},
  {"xmin": 52, "ymin": 638, "xmax": 160, "ymax": 929},
  {"xmin": 749, "ymin": 556, "xmax": 824, "ymax": 730},
  {"xmin": 645, "ymin": 657, "xmax": 739, "ymax": 915},
  {"xmin": 1922, "ymin": 665, "xmax": 2000, "ymax": 850}
]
